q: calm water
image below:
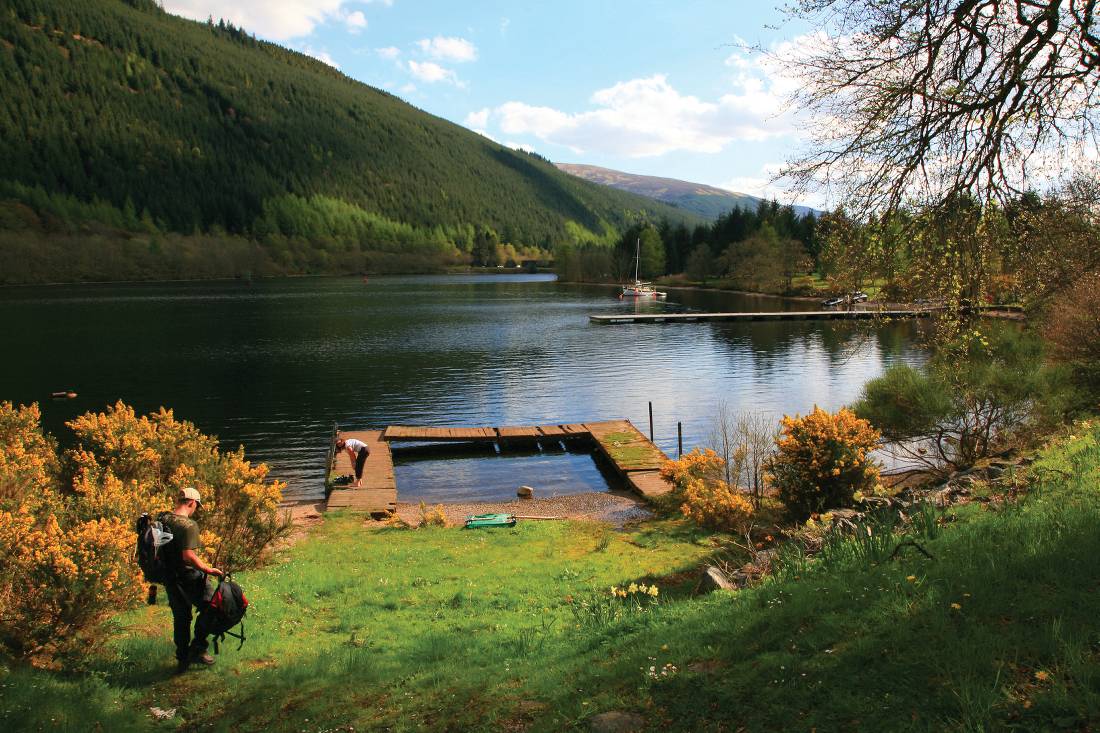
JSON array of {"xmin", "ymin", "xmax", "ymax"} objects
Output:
[{"xmin": 0, "ymin": 274, "xmax": 926, "ymax": 501}]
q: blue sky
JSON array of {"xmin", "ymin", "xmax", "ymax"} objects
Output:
[{"xmin": 163, "ymin": 1, "xmax": 818, "ymax": 206}]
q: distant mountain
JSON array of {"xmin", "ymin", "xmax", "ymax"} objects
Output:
[{"xmin": 555, "ymin": 163, "xmax": 818, "ymax": 220}]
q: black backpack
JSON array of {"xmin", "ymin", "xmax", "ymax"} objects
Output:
[
  {"xmin": 202, "ymin": 576, "xmax": 249, "ymax": 654},
  {"xmin": 135, "ymin": 512, "xmax": 174, "ymax": 584}
]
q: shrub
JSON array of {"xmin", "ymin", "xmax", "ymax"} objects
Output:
[
  {"xmin": 853, "ymin": 327, "xmax": 1066, "ymax": 475},
  {"xmin": 0, "ymin": 402, "xmax": 58, "ymax": 509},
  {"xmin": 765, "ymin": 407, "xmax": 881, "ymax": 521},
  {"xmin": 0, "ymin": 510, "xmax": 135, "ymax": 658},
  {"xmin": 66, "ymin": 401, "xmax": 289, "ymax": 570},
  {"xmin": 660, "ymin": 449, "xmax": 754, "ymax": 533},
  {"xmin": 417, "ymin": 501, "xmax": 448, "ymax": 527},
  {"xmin": 1045, "ymin": 271, "xmax": 1100, "ymax": 399},
  {"xmin": 0, "ymin": 400, "xmax": 288, "ymax": 659}
]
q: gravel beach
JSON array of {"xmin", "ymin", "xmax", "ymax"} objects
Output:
[
  {"xmin": 395, "ymin": 489, "xmax": 652, "ymax": 527},
  {"xmin": 282, "ymin": 489, "xmax": 653, "ymax": 532}
]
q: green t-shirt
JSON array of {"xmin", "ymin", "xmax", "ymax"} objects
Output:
[{"xmin": 160, "ymin": 512, "xmax": 200, "ymax": 570}]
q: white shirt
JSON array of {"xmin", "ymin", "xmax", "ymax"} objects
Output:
[{"xmin": 345, "ymin": 438, "xmax": 368, "ymax": 453}]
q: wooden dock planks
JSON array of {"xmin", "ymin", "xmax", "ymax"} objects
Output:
[
  {"xmin": 326, "ymin": 430, "xmax": 397, "ymax": 514},
  {"xmin": 327, "ymin": 419, "xmax": 675, "ymax": 510},
  {"xmin": 589, "ymin": 309, "xmax": 936, "ymax": 325},
  {"xmin": 383, "ymin": 425, "xmax": 498, "ymax": 442},
  {"xmin": 584, "ymin": 420, "xmax": 674, "ymax": 498}
]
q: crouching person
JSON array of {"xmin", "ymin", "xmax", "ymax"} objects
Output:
[{"xmin": 162, "ymin": 487, "xmax": 223, "ymax": 673}]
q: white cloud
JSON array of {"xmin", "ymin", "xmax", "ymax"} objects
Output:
[
  {"xmin": 345, "ymin": 10, "xmax": 367, "ymax": 32},
  {"xmin": 376, "ymin": 46, "xmax": 401, "ymax": 60},
  {"xmin": 489, "ymin": 72, "xmax": 795, "ymax": 158},
  {"xmin": 407, "ymin": 60, "xmax": 458, "ymax": 84},
  {"xmin": 415, "ymin": 36, "xmax": 478, "ymax": 63},
  {"xmin": 399, "ymin": 83, "xmax": 417, "ymax": 94},
  {"xmin": 299, "ymin": 45, "xmax": 339, "ymax": 69},
  {"xmin": 721, "ymin": 163, "xmax": 827, "ymax": 210},
  {"xmin": 507, "ymin": 141, "xmax": 536, "ymax": 153},
  {"xmin": 465, "ymin": 108, "xmax": 490, "ymax": 128},
  {"xmin": 162, "ymin": 1, "xmax": 349, "ymax": 41},
  {"xmin": 474, "ymin": 36, "xmax": 810, "ymax": 159}
]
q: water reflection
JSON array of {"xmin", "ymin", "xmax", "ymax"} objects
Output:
[{"xmin": 0, "ymin": 275, "xmax": 926, "ymax": 500}]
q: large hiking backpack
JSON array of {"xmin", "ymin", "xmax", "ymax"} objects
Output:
[
  {"xmin": 135, "ymin": 512, "xmax": 174, "ymax": 584},
  {"xmin": 203, "ymin": 576, "xmax": 249, "ymax": 654}
]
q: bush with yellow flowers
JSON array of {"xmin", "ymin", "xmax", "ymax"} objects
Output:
[
  {"xmin": 66, "ymin": 401, "xmax": 289, "ymax": 570},
  {"xmin": 765, "ymin": 406, "xmax": 881, "ymax": 521},
  {"xmin": 0, "ymin": 400, "xmax": 288, "ymax": 660},
  {"xmin": 659, "ymin": 448, "xmax": 754, "ymax": 533}
]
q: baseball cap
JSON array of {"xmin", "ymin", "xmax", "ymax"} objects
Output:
[{"xmin": 178, "ymin": 487, "xmax": 203, "ymax": 506}]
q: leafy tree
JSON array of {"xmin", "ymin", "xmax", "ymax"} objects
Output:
[
  {"xmin": 472, "ymin": 226, "xmax": 500, "ymax": 267},
  {"xmin": 685, "ymin": 243, "xmax": 714, "ymax": 283},
  {"xmin": 853, "ymin": 328, "xmax": 1065, "ymax": 476},
  {"xmin": 638, "ymin": 224, "xmax": 665, "ymax": 278},
  {"xmin": 779, "ymin": 0, "xmax": 1100, "ymax": 214}
]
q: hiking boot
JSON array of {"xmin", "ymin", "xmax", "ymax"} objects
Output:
[
  {"xmin": 175, "ymin": 658, "xmax": 190, "ymax": 674},
  {"xmin": 189, "ymin": 652, "xmax": 215, "ymax": 666}
]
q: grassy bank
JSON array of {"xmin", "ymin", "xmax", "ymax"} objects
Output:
[{"xmin": 4, "ymin": 425, "xmax": 1100, "ymax": 731}]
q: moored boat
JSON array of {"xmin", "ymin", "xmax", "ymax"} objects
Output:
[{"xmin": 620, "ymin": 238, "xmax": 666, "ymax": 298}]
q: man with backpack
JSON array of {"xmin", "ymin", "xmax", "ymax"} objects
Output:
[{"xmin": 160, "ymin": 487, "xmax": 223, "ymax": 673}]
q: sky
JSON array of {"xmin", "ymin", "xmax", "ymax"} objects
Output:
[{"xmin": 161, "ymin": 1, "xmax": 819, "ymax": 207}]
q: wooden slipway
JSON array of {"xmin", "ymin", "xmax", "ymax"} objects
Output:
[{"xmin": 324, "ymin": 419, "xmax": 674, "ymax": 514}]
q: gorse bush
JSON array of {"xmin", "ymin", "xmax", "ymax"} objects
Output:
[
  {"xmin": 660, "ymin": 449, "xmax": 755, "ymax": 533},
  {"xmin": 66, "ymin": 401, "xmax": 288, "ymax": 570},
  {"xmin": 0, "ymin": 403, "xmax": 135, "ymax": 658},
  {"xmin": 0, "ymin": 400, "xmax": 287, "ymax": 659},
  {"xmin": 765, "ymin": 406, "xmax": 881, "ymax": 521}
]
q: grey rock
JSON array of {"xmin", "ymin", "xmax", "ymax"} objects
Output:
[
  {"xmin": 700, "ymin": 565, "xmax": 736, "ymax": 592},
  {"xmin": 517, "ymin": 485, "xmax": 534, "ymax": 498},
  {"xmin": 590, "ymin": 711, "xmax": 646, "ymax": 733}
]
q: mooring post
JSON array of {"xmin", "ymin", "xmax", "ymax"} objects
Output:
[
  {"xmin": 649, "ymin": 401, "xmax": 654, "ymax": 442},
  {"xmin": 677, "ymin": 421, "xmax": 682, "ymax": 458}
]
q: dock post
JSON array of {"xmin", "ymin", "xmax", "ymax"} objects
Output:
[
  {"xmin": 648, "ymin": 402, "xmax": 654, "ymax": 443},
  {"xmin": 677, "ymin": 421, "xmax": 682, "ymax": 458}
]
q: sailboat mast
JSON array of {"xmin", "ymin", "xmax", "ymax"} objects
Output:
[{"xmin": 634, "ymin": 237, "xmax": 640, "ymax": 283}]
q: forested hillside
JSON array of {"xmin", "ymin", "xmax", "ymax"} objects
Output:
[{"xmin": 0, "ymin": 0, "xmax": 695, "ymax": 282}]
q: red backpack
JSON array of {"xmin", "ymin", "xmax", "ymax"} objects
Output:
[{"xmin": 203, "ymin": 576, "xmax": 249, "ymax": 653}]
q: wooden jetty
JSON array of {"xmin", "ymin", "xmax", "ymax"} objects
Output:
[
  {"xmin": 325, "ymin": 430, "xmax": 397, "ymax": 514},
  {"xmin": 589, "ymin": 309, "xmax": 935, "ymax": 325},
  {"xmin": 585, "ymin": 420, "xmax": 673, "ymax": 498},
  {"xmin": 324, "ymin": 419, "xmax": 674, "ymax": 514}
]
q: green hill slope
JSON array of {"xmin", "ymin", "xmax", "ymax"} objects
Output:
[{"xmin": 0, "ymin": 0, "xmax": 696, "ymax": 282}]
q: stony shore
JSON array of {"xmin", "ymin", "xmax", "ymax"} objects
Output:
[{"xmin": 282, "ymin": 489, "xmax": 653, "ymax": 533}]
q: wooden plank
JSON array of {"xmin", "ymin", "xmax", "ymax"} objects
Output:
[
  {"xmin": 589, "ymin": 309, "xmax": 936, "ymax": 325},
  {"xmin": 327, "ymin": 429, "xmax": 396, "ymax": 514},
  {"xmin": 627, "ymin": 470, "xmax": 674, "ymax": 498},
  {"xmin": 382, "ymin": 425, "xmax": 501, "ymax": 442},
  {"xmin": 498, "ymin": 426, "xmax": 542, "ymax": 438},
  {"xmin": 537, "ymin": 424, "xmax": 567, "ymax": 437},
  {"xmin": 562, "ymin": 423, "xmax": 590, "ymax": 435}
]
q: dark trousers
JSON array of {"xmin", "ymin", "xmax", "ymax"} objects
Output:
[
  {"xmin": 165, "ymin": 573, "xmax": 213, "ymax": 661},
  {"xmin": 355, "ymin": 446, "xmax": 369, "ymax": 479}
]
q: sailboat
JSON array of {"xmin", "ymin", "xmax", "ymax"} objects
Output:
[{"xmin": 620, "ymin": 238, "xmax": 666, "ymax": 298}]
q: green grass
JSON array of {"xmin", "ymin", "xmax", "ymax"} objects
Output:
[{"xmin": 4, "ymin": 424, "xmax": 1100, "ymax": 731}]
